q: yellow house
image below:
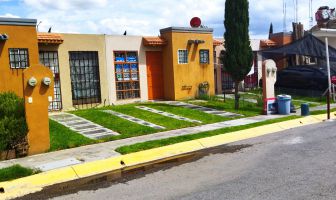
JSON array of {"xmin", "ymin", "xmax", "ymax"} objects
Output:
[{"xmin": 161, "ymin": 27, "xmax": 215, "ymax": 100}]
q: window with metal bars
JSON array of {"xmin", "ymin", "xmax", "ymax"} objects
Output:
[
  {"xmin": 9, "ymin": 48, "xmax": 29, "ymax": 69},
  {"xmin": 39, "ymin": 51, "xmax": 63, "ymax": 111},
  {"xmin": 178, "ymin": 49, "xmax": 188, "ymax": 64},
  {"xmin": 69, "ymin": 51, "xmax": 101, "ymax": 108},
  {"xmin": 200, "ymin": 49, "xmax": 210, "ymax": 64},
  {"xmin": 114, "ymin": 51, "xmax": 140, "ymax": 100}
]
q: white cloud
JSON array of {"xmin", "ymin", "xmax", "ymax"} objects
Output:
[
  {"xmin": 0, "ymin": 13, "xmax": 20, "ymax": 18},
  {"xmin": 6, "ymin": 0, "xmax": 336, "ymax": 38},
  {"xmin": 23, "ymin": 0, "xmax": 108, "ymax": 10}
]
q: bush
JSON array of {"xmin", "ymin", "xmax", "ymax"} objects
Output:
[{"xmin": 0, "ymin": 92, "xmax": 28, "ymax": 152}]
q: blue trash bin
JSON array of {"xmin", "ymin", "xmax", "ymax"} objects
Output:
[
  {"xmin": 301, "ymin": 103, "xmax": 310, "ymax": 116},
  {"xmin": 277, "ymin": 95, "xmax": 291, "ymax": 115}
]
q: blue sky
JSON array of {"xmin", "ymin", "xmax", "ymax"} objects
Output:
[{"xmin": 0, "ymin": 0, "xmax": 334, "ymax": 38}]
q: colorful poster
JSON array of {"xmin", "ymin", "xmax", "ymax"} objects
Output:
[
  {"xmin": 131, "ymin": 63, "xmax": 138, "ymax": 71},
  {"xmin": 123, "ymin": 73, "xmax": 130, "ymax": 81},
  {"xmin": 123, "ymin": 64, "xmax": 130, "ymax": 72},
  {"xmin": 131, "ymin": 72, "xmax": 138, "ymax": 80}
]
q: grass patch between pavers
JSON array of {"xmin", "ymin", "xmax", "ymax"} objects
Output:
[
  {"xmin": 71, "ymin": 103, "xmax": 232, "ymax": 141},
  {"xmin": 49, "ymin": 119, "xmax": 96, "ymax": 151},
  {"xmin": 71, "ymin": 109, "xmax": 158, "ymax": 140},
  {"xmin": 189, "ymin": 98, "xmax": 263, "ymax": 117},
  {"xmin": 0, "ymin": 164, "xmax": 40, "ymax": 182},
  {"xmin": 108, "ymin": 104, "xmax": 196, "ymax": 129},
  {"xmin": 139, "ymin": 103, "xmax": 227, "ymax": 124},
  {"xmin": 115, "ymin": 115, "xmax": 300, "ymax": 154}
]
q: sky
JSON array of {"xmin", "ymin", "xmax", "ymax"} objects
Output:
[{"xmin": 0, "ymin": 0, "xmax": 335, "ymax": 38}]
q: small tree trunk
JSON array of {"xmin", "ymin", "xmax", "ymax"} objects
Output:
[{"xmin": 234, "ymin": 81, "xmax": 240, "ymax": 110}]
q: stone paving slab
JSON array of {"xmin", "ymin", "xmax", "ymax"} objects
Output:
[
  {"xmin": 36, "ymin": 158, "xmax": 82, "ymax": 171},
  {"xmin": 158, "ymin": 101, "xmax": 242, "ymax": 117},
  {"xmin": 102, "ymin": 110, "xmax": 165, "ymax": 130},
  {"xmin": 136, "ymin": 106, "xmax": 202, "ymax": 123},
  {"xmin": 49, "ymin": 113, "xmax": 119, "ymax": 139}
]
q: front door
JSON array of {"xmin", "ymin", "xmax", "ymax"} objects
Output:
[{"xmin": 146, "ymin": 51, "xmax": 164, "ymax": 100}]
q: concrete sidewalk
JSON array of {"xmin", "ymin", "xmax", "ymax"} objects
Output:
[{"xmin": 0, "ymin": 114, "xmax": 287, "ymax": 171}]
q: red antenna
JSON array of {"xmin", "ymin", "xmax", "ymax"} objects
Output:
[{"xmin": 190, "ymin": 17, "xmax": 201, "ymax": 28}]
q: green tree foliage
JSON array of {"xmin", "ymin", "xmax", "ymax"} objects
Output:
[
  {"xmin": 0, "ymin": 92, "xmax": 28, "ymax": 151},
  {"xmin": 223, "ymin": 0, "xmax": 253, "ymax": 109}
]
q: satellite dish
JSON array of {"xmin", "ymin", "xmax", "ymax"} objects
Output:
[{"xmin": 190, "ymin": 17, "xmax": 201, "ymax": 28}]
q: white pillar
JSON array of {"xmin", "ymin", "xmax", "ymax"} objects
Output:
[{"xmin": 325, "ymin": 37, "xmax": 332, "ymax": 96}]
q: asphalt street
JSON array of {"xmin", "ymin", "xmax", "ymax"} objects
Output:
[{"xmin": 51, "ymin": 120, "xmax": 336, "ymax": 200}]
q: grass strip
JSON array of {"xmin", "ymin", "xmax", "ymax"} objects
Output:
[
  {"xmin": 189, "ymin": 98, "xmax": 263, "ymax": 117},
  {"xmin": 0, "ymin": 165, "xmax": 39, "ymax": 182},
  {"xmin": 49, "ymin": 119, "xmax": 96, "ymax": 151},
  {"xmin": 310, "ymin": 108, "xmax": 336, "ymax": 115},
  {"xmin": 115, "ymin": 115, "xmax": 300, "ymax": 155}
]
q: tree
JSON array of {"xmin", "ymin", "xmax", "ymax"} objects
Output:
[
  {"xmin": 223, "ymin": 0, "xmax": 253, "ymax": 110},
  {"xmin": 269, "ymin": 23, "xmax": 273, "ymax": 39}
]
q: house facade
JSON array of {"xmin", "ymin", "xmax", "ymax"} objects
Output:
[{"xmin": 33, "ymin": 20, "xmax": 220, "ymax": 111}]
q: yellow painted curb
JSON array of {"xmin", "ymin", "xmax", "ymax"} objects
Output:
[
  {"xmin": 0, "ymin": 112, "xmax": 335, "ymax": 200},
  {"xmin": 0, "ymin": 167, "xmax": 78, "ymax": 200}
]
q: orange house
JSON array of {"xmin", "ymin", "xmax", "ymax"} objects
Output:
[
  {"xmin": 0, "ymin": 18, "xmax": 40, "ymax": 96},
  {"xmin": 0, "ymin": 17, "xmax": 54, "ymax": 155}
]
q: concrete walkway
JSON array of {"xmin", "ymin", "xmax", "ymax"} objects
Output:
[
  {"xmin": 49, "ymin": 113, "xmax": 119, "ymax": 139},
  {"xmin": 0, "ymin": 114, "xmax": 286, "ymax": 171}
]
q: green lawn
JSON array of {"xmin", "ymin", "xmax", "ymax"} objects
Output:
[
  {"xmin": 49, "ymin": 119, "xmax": 96, "ymax": 151},
  {"xmin": 71, "ymin": 109, "xmax": 157, "ymax": 141},
  {"xmin": 0, "ymin": 165, "xmax": 39, "ymax": 182},
  {"xmin": 115, "ymin": 115, "xmax": 300, "ymax": 154},
  {"xmin": 137, "ymin": 103, "xmax": 227, "ymax": 124},
  {"xmin": 71, "ymin": 103, "xmax": 232, "ymax": 141},
  {"xmin": 188, "ymin": 98, "xmax": 263, "ymax": 117}
]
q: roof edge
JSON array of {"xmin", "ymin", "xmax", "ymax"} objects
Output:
[
  {"xmin": 0, "ymin": 17, "xmax": 37, "ymax": 26},
  {"xmin": 160, "ymin": 27, "xmax": 213, "ymax": 34}
]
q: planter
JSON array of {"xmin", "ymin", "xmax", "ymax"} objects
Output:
[{"xmin": 0, "ymin": 150, "xmax": 16, "ymax": 160}]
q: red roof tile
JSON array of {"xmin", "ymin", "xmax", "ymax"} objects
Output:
[
  {"xmin": 213, "ymin": 39, "xmax": 223, "ymax": 46},
  {"xmin": 143, "ymin": 36, "xmax": 167, "ymax": 46},
  {"xmin": 260, "ymin": 39, "xmax": 277, "ymax": 47},
  {"xmin": 37, "ymin": 33, "xmax": 63, "ymax": 44}
]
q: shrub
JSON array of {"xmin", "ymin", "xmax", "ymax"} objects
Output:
[{"xmin": 0, "ymin": 92, "xmax": 28, "ymax": 152}]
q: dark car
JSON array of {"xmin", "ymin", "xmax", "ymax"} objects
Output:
[{"xmin": 275, "ymin": 65, "xmax": 336, "ymax": 91}]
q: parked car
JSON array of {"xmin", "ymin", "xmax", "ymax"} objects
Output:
[{"xmin": 275, "ymin": 65, "xmax": 336, "ymax": 91}]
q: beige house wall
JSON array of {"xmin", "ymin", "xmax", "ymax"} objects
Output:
[
  {"xmin": 55, "ymin": 33, "xmax": 108, "ymax": 110},
  {"xmin": 105, "ymin": 35, "xmax": 161, "ymax": 104}
]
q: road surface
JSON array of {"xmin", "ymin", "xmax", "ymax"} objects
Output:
[{"xmin": 50, "ymin": 121, "xmax": 336, "ymax": 200}]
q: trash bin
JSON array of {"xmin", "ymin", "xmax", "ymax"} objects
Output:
[
  {"xmin": 301, "ymin": 103, "xmax": 310, "ymax": 116},
  {"xmin": 277, "ymin": 95, "xmax": 291, "ymax": 115}
]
